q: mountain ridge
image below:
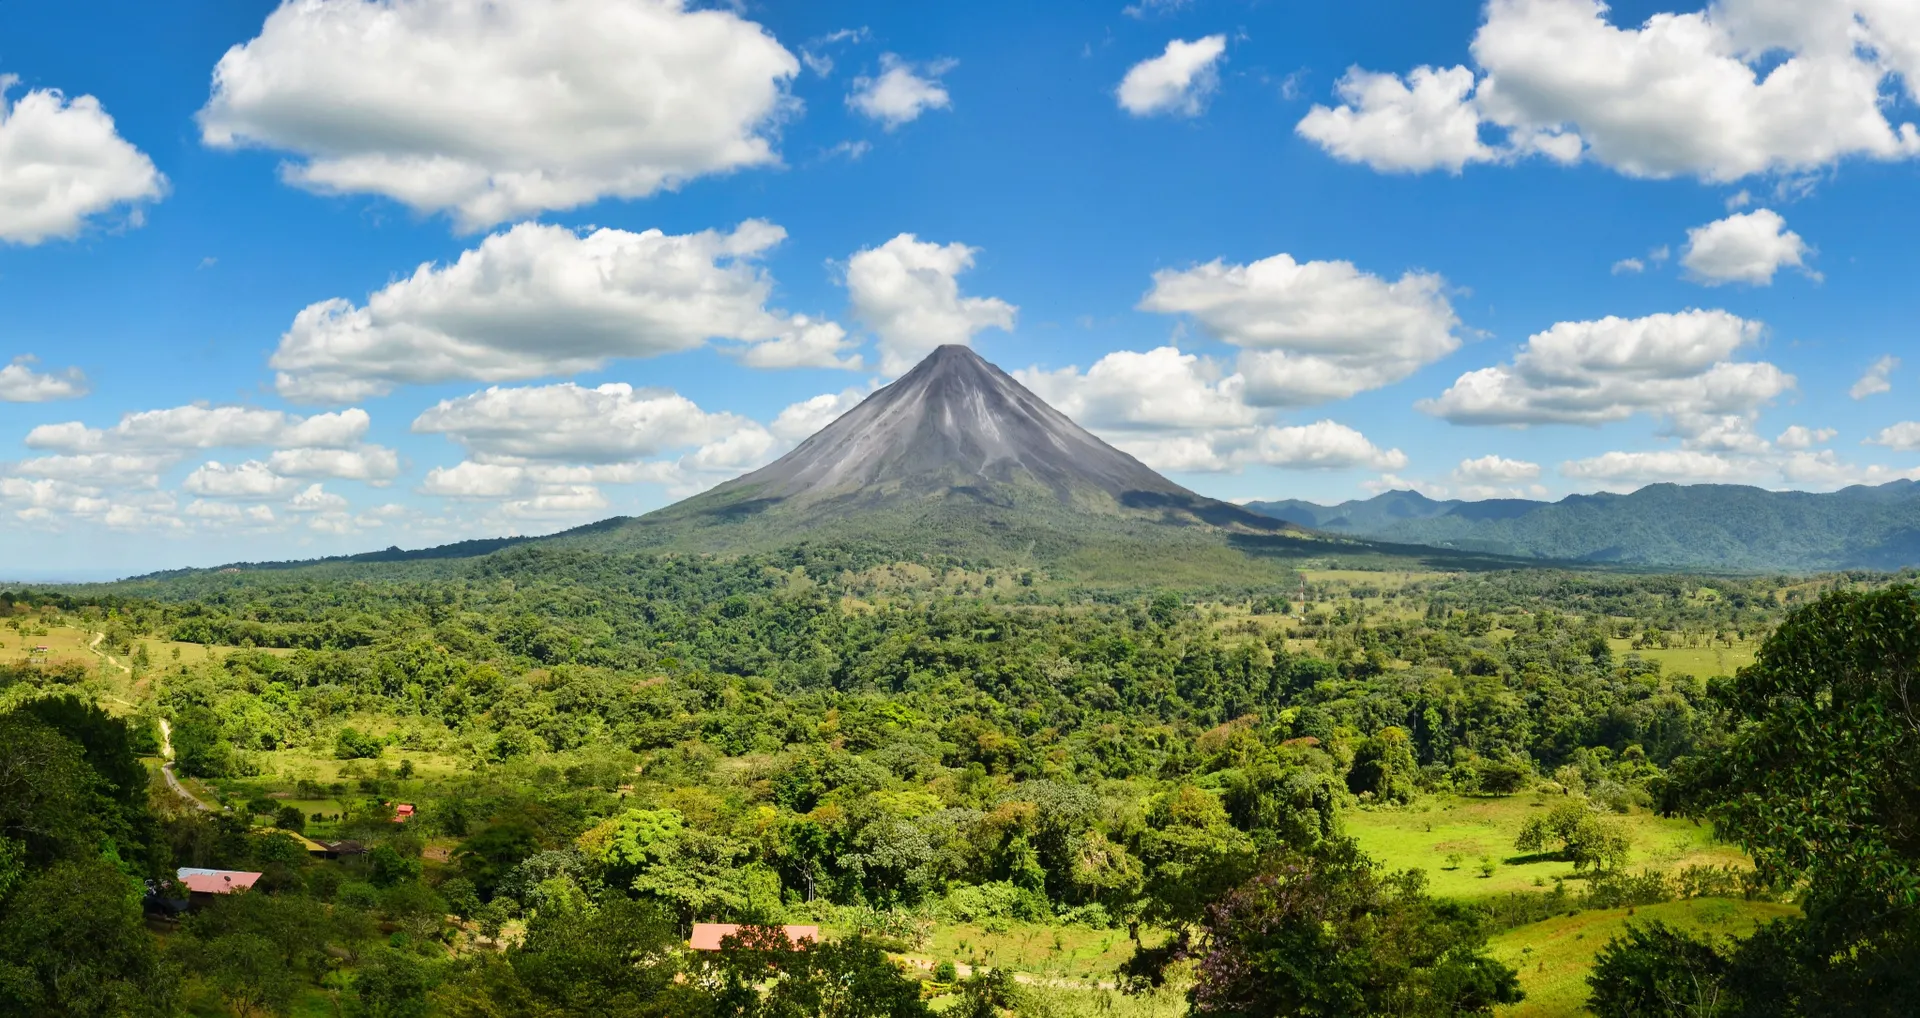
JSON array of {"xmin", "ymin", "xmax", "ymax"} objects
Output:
[{"xmin": 1244, "ymin": 480, "xmax": 1920, "ymax": 571}]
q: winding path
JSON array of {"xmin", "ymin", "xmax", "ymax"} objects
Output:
[{"xmin": 157, "ymin": 717, "xmax": 215, "ymax": 812}]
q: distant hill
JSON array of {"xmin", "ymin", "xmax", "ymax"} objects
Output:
[{"xmin": 1244, "ymin": 481, "xmax": 1920, "ymax": 571}]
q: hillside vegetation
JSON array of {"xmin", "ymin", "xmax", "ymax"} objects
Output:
[
  {"xmin": 4, "ymin": 546, "xmax": 1916, "ymax": 1015},
  {"xmin": 1249, "ymin": 481, "xmax": 1920, "ymax": 571}
]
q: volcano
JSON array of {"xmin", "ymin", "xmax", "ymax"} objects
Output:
[{"xmin": 554, "ymin": 345, "xmax": 1317, "ymax": 563}]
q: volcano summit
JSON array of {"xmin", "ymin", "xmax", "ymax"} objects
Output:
[{"xmin": 555, "ymin": 345, "xmax": 1317, "ymax": 564}]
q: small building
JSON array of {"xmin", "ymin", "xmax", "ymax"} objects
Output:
[
  {"xmin": 317, "ymin": 839, "xmax": 367, "ymax": 859},
  {"xmin": 177, "ymin": 867, "xmax": 262, "ymax": 905},
  {"xmin": 391, "ymin": 803, "xmax": 416, "ymax": 823},
  {"xmin": 688, "ymin": 924, "xmax": 820, "ymax": 952}
]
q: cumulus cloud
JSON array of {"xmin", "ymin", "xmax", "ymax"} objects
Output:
[
  {"xmin": 1611, "ymin": 258, "xmax": 1645, "ymax": 275},
  {"xmin": 770, "ymin": 388, "xmax": 868, "ymax": 443},
  {"xmin": 184, "ymin": 500, "xmax": 278, "ymax": 527},
  {"xmin": 411, "ymin": 382, "xmax": 760, "ymax": 464},
  {"xmin": 1867, "ymin": 421, "xmax": 1920, "ymax": 451},
  {"xmin": 198, "ymin": 0, "xmax": 799, "ymax": 230},
  {"xmin": 0, "ymin": 77, "xmax": 165, "ymax": 244},
  {"xmin": 1561, "ymin": 449, "xmax": 1753, "ymax": 485},
  {"xmin": 27, "ymin": 405, "xmax": 369, "ymax": 453},
  {"xmin": 419, "ymin": 461, "xmax": 528, "ymax": 499},
  {"xmin": 412, "ymin": 383, "xmax": 867, "ymax": 506},
  {"xmin": 845, "ymin": 234, "xmax": 1016, "ymax": 375},
  {"xmin": 1681, "ymin": 209, "xmax": 1815, "ymax": 285},
  {"xmin": 1297, "ymin": 0, "xmax": 1920, "ymax": 180},
  {"xmin": 9, "ymin": 453, "xmax": 171, "ymax": 489},
  {"xmin": 1117, "ymin": 36, "xmax": 1228, "ymax": 117},
  {"xmin": 182, "ymin": 460, "xmax": 297, "ymax": 500},
  {"xmin": 1776, "ymin": 425, "xmax": 1837, "ymax": 449},
  {"xmin": 271, "ymin": 221, "xmax": 841, "ymax": 402},
  {"xmin": 1139, "ymin": 253, "xmax": 1461, "ymax": 406},
  {"xmin": 1455, "ymin": 454, "xmax": 1541, "ymax": 483},
  {"xmin": 1422, "ymin": 310, "xmax": 1793, "ymax": 445},
  {"xmin": 265, "ymin": 445, "xmax": 401, "ymax": 482},
  {"xmin": 848, "ymin": 55, "xmax": 954, "ymax": 128},
  {"xmin": 0, "ymin": 357, "xmax": 90, "ymax": 401},
  {"xmin": 1016, "ymin": 347, "xmax": 1403, "ymax": 474},
  {"xmin": 1850, "ymin": 355, "xmax": 1899, "ymax": 399},
  {"xmin": 1295, "ymin": 65, "xmax": 1502, "ymax": 172},
  {"xmin": 1018, "ymin": 347, "xmax": 1256, "ymax": 433}
]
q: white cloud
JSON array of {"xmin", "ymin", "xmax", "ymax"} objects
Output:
[
  {"xmin": 1866, "ymin": 421, "xmax": 1920, "ymax": 451},
  {"xmin": 287, "ymin": 483, "xmax": 349, "ymax": 513},
  {"xmin": 848, "ymin": 55, "xmax": 954, "ymax": 128},
  {"xmin": 1422, "ymin": 310, "xmax": 1792, "ymax": 439},
  {"xmin": 1561, "ymin": 449, "xmax": 1752, "ymax": 485},
  {"xmin": 845, "ymin": 234, "xmax": 1016, "ymax": 375},
  {"xmin": 1610, "ymin": 258, "xmax": 1645, "ymax": 275},
  {"xmin": 198, "ymin": 0, "xmax": 799, "ymax": 230},
  {"xmin": 271, "ymin": 220, "xmax": 837, "ymax": 402},
  {"xmin": 265, "ymin": 445, "xmax": 401, "ymax": 482},
  {"xmin": 1123, "ymin": 0, "xmax": 1192, "ymax": 18},
  {"xmin": 182, "ymin": 460, "xmax": 297, "ymax": 500},
  {"xmin": 419, "ymin": 461, "xmax": 528, "ymax": 499},
  {"xmin": 26, "ymin": 405, "xmax": 369, "ymax": 453},
  {"xmin": 9, "ymin": 453, "xmax": 170, "ymax": 488},
  {"xmin": 1776, "ymin": 425, "xmax": 1837, "ymax": 449},
  {"xmin": 770, "ymin": 388, "xmax": 868, "ymax": 442},
  {"xmin": 0, "ymin": 357, "xmax": 89, "ymax": 401},
  {"xmin": 1681, "ymin": 209, "xmax": 1815, "ymax": 286},
  {"xmin": 1455, "ymin": 454, "xmax": 1541, "ymax": 483},
  {"xmin": 1850, "ymin": 355, "xmax": 1898, "ymax": 399},
  {"xmin": 1775, "ymin": 450, "xmax": 1920, "ymax": 488},
  {"xmin": 1139, "ymin": 253, "xmax": 1461, "ymax": 406},
  {"xmin": 411, "ymin": 383, "xmax": 871, "ymax": 505},
  {"xmin": 1018, "ymin": 347, "xmax": 1255, "ymax": 433},
  {"xmin": 0, "ymin": 77, "xmax": 165, "ymax": 244},
  {"xmin": 1117, "ymin": 36, "xmax": 1227, "ymax": 117},
  {"xmin": 185, "ymin": 500, "xmax": 278, "ymax": 527},
  {"xmin": 1295, "ymin": 65, "xmax": 1503, "ymax": 172},
  {"xmin": 1238, "ymin": 421, "xmax": 1408, "ymax": 472},
  {"xmin": 500, "ymin": 485, "xmax": 609, "ymax": 519},
  {"xmin": 1014, "ymin": 347, "xmax": 1401, "ymax": 474},
  {"xmin": 1559, "ymin": 444, "xmax": 1920, "ymax": 491},
  {"xmin": 1297, "ymin": 0, "xmax": 1920, "ymax": 181},
  {"xmin": 728, "ymin": 316, "xmax": 861, "ymax": 370},
  {"xmin": 412, "ymin": 382, "xmax": 760, "ymax": 464}
]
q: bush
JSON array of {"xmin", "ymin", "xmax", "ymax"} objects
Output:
[{"xmin": 336, "ymin": 726, "xmax": 383, "ymax": 760}]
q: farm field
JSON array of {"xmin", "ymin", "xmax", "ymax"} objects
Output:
[
  {"xmin": 1489, "ymin": 897, "xmax": 1797, "ymax": 1017},
  {"xmin": 1345, "ymin": 793, "xmax": 1746, "ymax": 900}
]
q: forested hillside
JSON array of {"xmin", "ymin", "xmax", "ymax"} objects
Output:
[
  {"xmin": 3, "ymin": 546, "xmax": 1916, "ymax": 1015},
  {"xmin": 1247, "ymin": 481, "xmax": 1920, "ymax": 571}
]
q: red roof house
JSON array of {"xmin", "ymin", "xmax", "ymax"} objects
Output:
[
  {"xmin": 392, "ymin": 803, "xmax": 415, "ymax": 822},
  {"xmin": 177, "ymin": 867, "xmax": 263, "ymax": 896},
  {"xmin": 688, "ymin": 924, "xmax": 820, "ymax": 951}
]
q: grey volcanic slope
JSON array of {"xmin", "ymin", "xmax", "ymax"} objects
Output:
[
  {"xmin": 725, "ymin": 344, "xmax": 1187, "ymax": 503},
  {"xmin": 552, "ymin": 345, "xmax": 1319, "ymax": 557}
]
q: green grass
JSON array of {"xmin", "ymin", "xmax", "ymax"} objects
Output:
[
  {"xmin": 1488, "ymin": 897, "xmax": 1796, "ymax": 1017},
  {"xmin": 902, "ymin": 921, "xmax": 1151, "ymax": 988},
  {"xmin": 1344, "ymin": 793, "xmax": 1746, "ymax": 900},
  {"xmin": 1608, "ymin": 639, "xmax": 1757, "ymax": 678}
]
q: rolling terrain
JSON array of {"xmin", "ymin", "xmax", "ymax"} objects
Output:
[{"xmin": 1248, "ymin": 481, "xmax": 1920, "ymax": 571}]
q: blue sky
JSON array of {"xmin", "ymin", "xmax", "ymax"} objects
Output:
[{"xmin": 3, "ymin": 0, "xmax": 1919, "ymax": 577}]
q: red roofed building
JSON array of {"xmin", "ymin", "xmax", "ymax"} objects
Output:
[
  {"xmin": 392, "ymin": 803, "xmax": 415, "ymax": 822},
  {"xmin": 177, "ymin": 867, "xmax": 262, "ymax": 902},
  {"xmin": 688, "ymin": 924, "xmax": 820, "ymax": 951}
]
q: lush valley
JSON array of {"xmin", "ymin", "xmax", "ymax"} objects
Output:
[{"xmin": 4, "ymin": 546, "xmax": 1917, "ymax": 1016}]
